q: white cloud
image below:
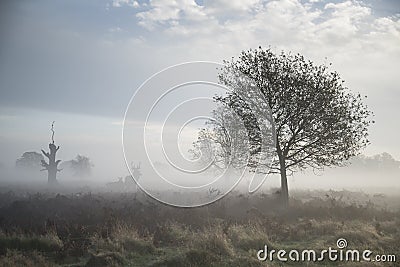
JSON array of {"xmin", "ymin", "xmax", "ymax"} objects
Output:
[
  {"xmin": 135, "ymin": 0, "xmax": 207, "ymax": 30},
  {"xmin": 112, "ymin": 0, "xmax": 139, "ymax": 8},
  {"xmin": 202, "ymin": 0, "xmax": 262, "ymax": 14},
  {"xmin": 108, "ymin": 0, "xmax": 399, "ymax": 72},
  {"xmin": 130, "ymin": 0, "xmax": 396, "ymax": 43},
  {"xmin": 135, "ymin": 0, "xmax": 397, "ymax": 64}
]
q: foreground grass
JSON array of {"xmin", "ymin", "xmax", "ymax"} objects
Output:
[{"xmin": 0, "ymin": 190, "xmax": 398, "ymax": 266}]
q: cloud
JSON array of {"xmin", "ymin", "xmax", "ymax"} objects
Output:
[
  {"xmin": 129, "ymin": 0, "xmax": 398, "ymax": 53},
  {"xmin": 135, "ymin": 0, "xmax": 207, "ymax": 30},
  {"xmin": 123, "ymin": 0, "xmax": 400, "ymax": 100},
  {"xmin": 112, "ymin": 0, "xmax": 139, "ymax": 8},
  {"xmin": 202, "ymin": 0, "xmax": 262, "ymax": 14}
]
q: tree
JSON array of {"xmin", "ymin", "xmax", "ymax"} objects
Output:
[
  {"xmin": 16, "ymin": 151, "xmax": 44, "ymax": 170},
  {"xmin": 200, "ymin": 47, "xmax": 373, "ymax": 206},
  {"xmin": 63, "ymin": 155, "xmax": 93, "ymax": 177},
  {"xmin": 41, "ymin": 121, "xmax": 62, "ymax": 184},
  {"xmin": 192, "ymin": 105, "xmax": 250, "ymax": 172},
  {"xmin": 351, "ymin": 152, "xmax": 400, "ymax": 172}
]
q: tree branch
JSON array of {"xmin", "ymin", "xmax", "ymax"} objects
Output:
[{"xmin": 41, "ymin": 150, "xmax": 50, "ymax": 159}]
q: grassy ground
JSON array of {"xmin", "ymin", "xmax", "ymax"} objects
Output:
[{"xmin": 0, "ymin": 189, "xmax": 398, "ymax": 266}]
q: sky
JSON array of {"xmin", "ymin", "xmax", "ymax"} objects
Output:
[{"xmin": 0, "ymin": 0, "xmax": 399, "ymax": 185}]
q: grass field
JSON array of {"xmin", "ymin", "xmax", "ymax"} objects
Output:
[{"xmin": 0, "ymin": 187, "xmax": 398, "ymax": 266}]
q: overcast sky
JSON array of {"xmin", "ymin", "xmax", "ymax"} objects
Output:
[{"xmin": 0, "ymin": 0, "xmax": 399, "ymax": 184}]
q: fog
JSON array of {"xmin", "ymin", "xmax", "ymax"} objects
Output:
[
  {"xmin": 1, "ymin": 0, "xmax": 399, "ymax": 201},
  {"xmin": 1, "ymin": 146, "xmax": 399, "ymax": 197}
]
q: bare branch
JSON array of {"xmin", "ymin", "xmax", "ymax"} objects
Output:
[{"xmin": 41, "ymin": 150, "xmax": 50, "ymax": 159}]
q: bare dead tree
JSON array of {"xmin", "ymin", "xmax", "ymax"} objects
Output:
[{"xmin": 41, "ymin": 121, "xmax": 62, "ymax": 184}]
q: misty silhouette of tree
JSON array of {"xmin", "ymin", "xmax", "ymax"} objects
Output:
[
  {"xmin": 16, "ymin": 151, "xmax": 44, "ymax": 170},
  {"xmin": 62, "ymin": 155, "xmax": 93, "ymax": 177},
  {"xmin": 192, "ymin": 104, "xmax": 269, "ymax": 172},
  {"xmin": 351, "ymin": 152, "xmax": 400, "ymax": 172},
  {"xmin": 41, "ymin": 121, "xmax": 62, "ymax": 184},
  {"xmin": 199, "ymin": 47, "xmax": 374, "ymax": 207}
]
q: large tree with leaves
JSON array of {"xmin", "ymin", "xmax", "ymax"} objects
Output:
[{"xmin": 202, "ymin": 47, "xmax": 373, "ymax": 206}]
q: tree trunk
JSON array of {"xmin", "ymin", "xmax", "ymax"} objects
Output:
[
  {"xmin": 279, "ymin": 154, "xmax": 289, "ymax": 207},
  {"xmin": 280, "ymin": 165, "xmax": 289, "ymax": 208},
  {"xmin": 41, "ymin": 143, "xmax": 61, "ymax": 185},
  {"xmin": 272, "ymin": 119, "xmax": 288, "ymax": 207},
  {"xmin": 48, "ymin": 164, "xmax": 58, "ymax": 184}
]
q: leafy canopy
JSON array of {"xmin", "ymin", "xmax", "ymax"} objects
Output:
[{"xmin": 204, "ymin": 47, "xmax": 373, "ymax": 175}]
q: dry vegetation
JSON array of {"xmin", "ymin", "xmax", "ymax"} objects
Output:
[{"xmin": 0, "ymin": 188, "xmax": 398, "ymax": 266}]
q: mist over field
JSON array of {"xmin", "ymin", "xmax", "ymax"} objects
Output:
[
  {"xmin": 0, "ymin": 0, "xmax": 399, "ymax": 266},
  {"xmin": 1, "ymin": 147, "xmax": 399, "ymax": 193}
]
